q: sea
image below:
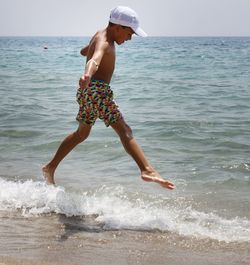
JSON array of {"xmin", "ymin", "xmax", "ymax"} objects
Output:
[{"xmin": 0, "ymin": 36, "xmax": 250, "ymax": 265}]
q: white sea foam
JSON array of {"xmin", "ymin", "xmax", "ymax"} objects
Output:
[{"xmin": 0, "ymin": 177, "xmax": 250, "ymax": 243}]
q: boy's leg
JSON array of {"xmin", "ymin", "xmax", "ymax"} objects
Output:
[
  {"xmin": 42, "ymin": 122, "xmax": 92, "ymax": 184},
  {"xmin": 111, "ymin": 118, "xmax": 174, "ymax": 189}
]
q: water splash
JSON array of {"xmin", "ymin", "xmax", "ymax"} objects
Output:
[{"xmin": 0, "ymin": 177, "xmax": 250, "ymax": 243}]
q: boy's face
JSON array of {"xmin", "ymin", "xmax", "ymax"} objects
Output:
[{"xmin": 115, "ymin": 26, "xmax": 135, "ymax": 45}]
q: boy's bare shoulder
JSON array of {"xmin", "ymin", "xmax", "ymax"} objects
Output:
[{"xmin": 91, "ymin": 30, "xmax": 114, "ymax": 53}]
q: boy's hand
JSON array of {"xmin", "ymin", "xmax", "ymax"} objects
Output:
[{"xmin": 79, "ymin": 74, "xmax": 90, "ymax": 90}]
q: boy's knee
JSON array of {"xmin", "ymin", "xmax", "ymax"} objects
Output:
[
  {"xmin": 122, "ymin": 124, "xmax": 133, "ymax": 140},
  {"xmin": 75, "ymin": 128, "xmax": 90, "ymax": 142},
  {"xmin": 112, "ymin": 119, "xmax": 134, "ymax": 140}
]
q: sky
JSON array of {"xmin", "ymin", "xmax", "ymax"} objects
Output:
[{"xmin": 0, "ymin": 0, "xmax": 250, "ymax": 36}]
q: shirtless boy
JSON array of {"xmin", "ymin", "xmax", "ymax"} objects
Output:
[{"xmin": 42, "ymin": 6, "xmax": 174, "ymax": 190}]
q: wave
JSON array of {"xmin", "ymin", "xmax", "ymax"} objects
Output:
[
  {"xmin": 221, "ymin": 163, "xmax": 250, "ymax": 173},
  {"xmin": 0, "ymin": 129, "xmax": 43, "ymax": 138},
  {"xmin": 0, "ymin": 177, "xmax": 249, "ymax": 243}
]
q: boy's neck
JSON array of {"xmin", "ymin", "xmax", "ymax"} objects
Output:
[{"xmin": 106, "ymin": 26, "xmax": 116, "ymax": 45}]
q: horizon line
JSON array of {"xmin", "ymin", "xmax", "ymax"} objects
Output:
[{"xmin": 1, "ymin": 35, "xmax": 250, "ymax": 38}]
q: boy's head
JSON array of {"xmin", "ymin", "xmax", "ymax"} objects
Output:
[{"xmin": 109, "ymin": 6, "xmax": 147, "ymax": 38}]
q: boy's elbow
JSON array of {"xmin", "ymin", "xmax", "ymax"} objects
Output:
[
  {"xmin": 80, "ymin": 46, "xmax": 89, "ymax": 57},
  {"xmin": 80, "ymin": 49, "xmax": 86, "ymax": 56}
]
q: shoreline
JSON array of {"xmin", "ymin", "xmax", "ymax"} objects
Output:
[{"xmin": 1, "ymin": 229, "xmax": 249, "ymax": 265}]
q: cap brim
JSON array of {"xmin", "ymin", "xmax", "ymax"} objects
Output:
[{"xmin": 133, "ymin": 27, "xmax": 147, "ymax": 37}]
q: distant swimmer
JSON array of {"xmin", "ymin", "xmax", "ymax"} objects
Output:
[
  {"xmin": 43, "ymin": 46, "xmax": 48, "ymax": 49},
  {"xmin": 42, "ymin": 6, "xmax": 175, "ymax": 190}
]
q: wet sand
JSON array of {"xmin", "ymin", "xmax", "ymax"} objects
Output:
[
  {"xmin": 1, "ymin": 215, "xmax": 249, "ymax": 265},
  {"xmin": 0, "ymin": 256, "xmax": 60, "ymax": 265},
  {"xmin": 1, "ymin": 242, "xmax": 249, "ymax": 265}
]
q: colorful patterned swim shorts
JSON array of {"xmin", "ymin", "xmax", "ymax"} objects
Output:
[{"xmin": 76, "ymin": 80, "xmax": 122, "ymax": 127}]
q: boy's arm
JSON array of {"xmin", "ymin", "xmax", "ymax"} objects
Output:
[
  {"xmin": 80, "ymin": 45, "xmax": 89, "ymax": 56},
  {"xmin": 79, "ymin": 42, "xmax": 108, "ymax": 89}
]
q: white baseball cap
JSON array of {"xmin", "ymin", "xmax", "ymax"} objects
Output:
[{"xmin": 109, "ymin": 6, "xmax": 147, "ymax": 37}]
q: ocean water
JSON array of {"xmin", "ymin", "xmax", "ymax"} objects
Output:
[{"xmin": 0, "ymin": 36, "xmax": 250, "ymax": 263}]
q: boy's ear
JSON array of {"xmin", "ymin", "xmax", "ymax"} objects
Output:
[{"xmin": 115, "ymin": 25, "xmax": 122, "ymax": 33}]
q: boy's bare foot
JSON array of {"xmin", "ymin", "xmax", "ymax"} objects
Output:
[
  {"xmin": 141, "ymin": 171, "xmax": 175, "ymax": 190},
  {"xmin": 42, "ymin": 165, "xmax": 56, "ymax": 185}
]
